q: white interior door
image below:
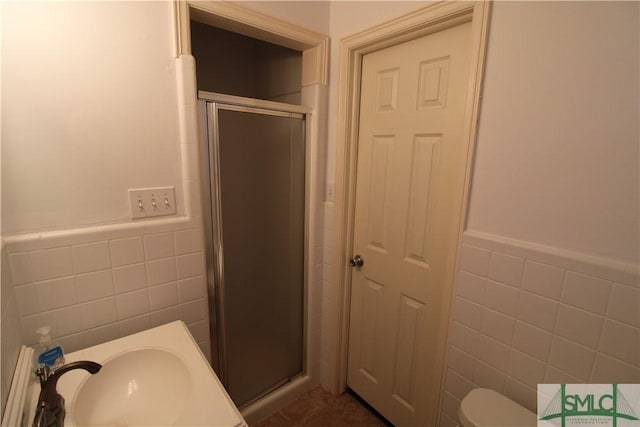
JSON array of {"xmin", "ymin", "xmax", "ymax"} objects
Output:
[{"xmin": 347, "ymin": 21, "xmax": 473, "ymax": 426}]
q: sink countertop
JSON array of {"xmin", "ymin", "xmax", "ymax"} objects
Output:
[{"xmin": 40, "ymin": 321, "xmax": 246, "ymax": 427}]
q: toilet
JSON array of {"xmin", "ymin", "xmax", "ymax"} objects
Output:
[{"xmin": 459, "ymin": 388, "xmax": 537, "ymax": 427}]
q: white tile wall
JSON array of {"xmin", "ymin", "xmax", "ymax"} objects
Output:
[
  {"xmin": 4, "ymin": 226, "xmax": 211, "ymax": 365},
  {"xmin": 294, "ymin": 192, "xmax": 322, "ymax": 385},
  {"xmin": 511, "ymin": 321, "xmax": 552, "ymax": 362},
  {"xmin": 176, "ymin": 253, "xmax": 204, "ymax": 279},
  {"xmin": 146, "ymin": 257, "xmax": 177, "ymax": 286},
  {"xmin": 42, "ymin": 306, "xmax": 84, "ymax": 337},
  {"xmin": 607, "ymin": 284, "xmax": 640, "ymax": 327},
  {"xmin": 143, "ymin": 233, "xmax": 175, "ymax": 260},
  {"xmin": 474, "ymin": 360, "xmax": 506, "ymax": 391},
  {"xmin": 113, "ymin": 263, "xmax": 147, "ymax": 293},
  {"xmin": 36, "ymin": 277, "xmax": 77, "ymax": 311},
  {"xmin": 179, "ymin": 298, "xmax": 207, "ymax": 324},
  {"xmin": 319, "ymin": 201, "xmax": 333, "ymax": 388},
  {"xmin": 516, "ymin": 291, "xmax": 558, "ymax": 332},
  {"xmin": 1, "ymin": 248, "xmax": 24, "ymax": 417},
  {"xmin": 476, "ymin": 335, "xmax": 510, "ymax": 370},
  {"xmin": 484, "ymin": 279, "xmax": 519, "ymax": 317},
  {"xmin": 81, "ymin": 297, "xmax": 118, "ymax": 329},
  {"xmin": 562, "ymin": 272, "xmax": 611, "ymax": 315},
  {"xmin": 441, "ymin": 232, "xmax": 640, "ymax": 425},
  {"xmin": 521, "ymin": 261, "xmax": 564, "ymax": 299},
  {"xmin": 459, "ymin": 245, "xmax": 491, "ymax": 276},
  {"xmin": 555, "ymin": 304, "xmax": 603, "ymax": 347},
  {"xmin": 8, "ymin": 252, "xmax": 31, "ymax": 285},
  {"xmin": 151, "ymin": 306, "xmax": 179, "ymax": 327},
  {"xmin": 174, "ymin": 229, "xmax": 203, "ymax": 255},
  {"xmin": 488, "ymin": 253, "xmax": 524, "ymax": 287},
  {"xmin": 457, "ymin": 271, "xmax": 487, "ymax": 304},
  {"xmin": 149, "ymin": 282, "xmax": 179, "ymax": 311},
  {"xmin": 187, "ymin": 320, "xmax": 208, "ymax": 342},
  {"xmin": 30, "ymin": 247, "xmax": 74, "ymax": 282},
  {"xmin": 116, "ymin": 289, "xmax": 150, "ymax": 320},
  {"xmin": 120, "ymin": 314, "xmax": 152, "ymax": 337},
  {"xmin": 109, "ymin": 237, "xmax": 145, "ymax": 267},
  {"xmin": 599, "ymin": 320, "xmax": 639, "ymax": 365},
  {"xmin": 76, "ymin": 270, "xmax": 114, "ymax": 303},
  {"xmin": 178, "ymin": 275, "xmax": 206, "ymax": 302},
  {"xmin": 72, "ymin": 242, "xmax": 111, "ymax": 274},
  {"xmin": 548, "ymin": 337, "xmax": 595, "ymax": 380}
]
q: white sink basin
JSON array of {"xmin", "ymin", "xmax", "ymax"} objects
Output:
[
  {"xmin": 73, "ymin": 348, "xmax": 191, "ymax": 426},
  {"xmin": 41, "ymin": 321, "xmax": 247, "ymax": 427}
]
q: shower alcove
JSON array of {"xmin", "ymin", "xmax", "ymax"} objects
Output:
[
  {"xmin": 191, "ymin": 22, "xmax": 304, "ymax": 104},
  {"xmin": 175, "ymin": 2, "xmax": 328, "ymax": 423}
]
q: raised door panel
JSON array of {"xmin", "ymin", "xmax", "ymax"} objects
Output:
[{"xmin": 348, "ymin": 21, "xmax": 472, "ymax": 426}]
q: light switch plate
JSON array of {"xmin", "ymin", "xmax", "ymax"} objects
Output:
[
  {"xmin": 128, "ymin": 187, "xmax": 177, "ymax": 219},
  {"xmin": 326, "ymin": 182, "xmax": 335, "ymax": 202}
]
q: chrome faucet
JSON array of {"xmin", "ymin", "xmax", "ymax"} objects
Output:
[{"xmin": 33, "ymin": 361, "xmax": 102, "ymax": 427}]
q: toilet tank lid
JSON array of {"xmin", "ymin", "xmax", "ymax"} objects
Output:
[{"xmin": 458, "ymin": 388, "xmax": 537, "ymax": 427}]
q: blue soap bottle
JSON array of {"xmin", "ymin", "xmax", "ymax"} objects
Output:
[{"xmin": 33, "ymin": 326, "xmax": 65, "ymax": 373}]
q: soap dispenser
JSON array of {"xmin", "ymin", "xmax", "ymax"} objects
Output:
[{"xmin": 33, "ymin": 326, "xmax": 65, "ymax": 373}]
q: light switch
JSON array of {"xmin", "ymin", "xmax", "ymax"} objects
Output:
[
  {"xmin": 129, "ymin": 187, "xmax": 177, "ymax": 219},
  {"xmin": 326, "ymin": 182, "xmax": 335, "ymax": 202}
]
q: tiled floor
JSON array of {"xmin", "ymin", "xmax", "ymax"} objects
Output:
[{"xmin": 254, "ymin": 387, "xmax": 392, "ymax": 427}]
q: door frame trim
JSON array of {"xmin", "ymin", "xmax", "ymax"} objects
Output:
[
  {"xmin": 173, "ymin": 2, "xmax": 329, "ymax": 423},
  {"xmin": 329, "ymin": 1, "xmax": 491, "ymax": 422}
]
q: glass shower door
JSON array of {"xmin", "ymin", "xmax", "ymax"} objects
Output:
[{"xmin": 207, "ymin": 102, "xmax": 305, "ymax": 408}]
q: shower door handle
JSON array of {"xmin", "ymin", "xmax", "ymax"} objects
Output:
[{"xmin": 349, "ymin": 255, "xmax": 364, "ymax": 268}]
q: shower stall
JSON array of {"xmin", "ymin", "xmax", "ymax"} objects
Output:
[{"xmin": 199, "ymin": 92, "xmax": 309, "ymax": 409}]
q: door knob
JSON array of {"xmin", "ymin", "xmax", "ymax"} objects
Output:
[{"xmin": 350, "ymin": 255, "xmax": 364, "ymax": 268}]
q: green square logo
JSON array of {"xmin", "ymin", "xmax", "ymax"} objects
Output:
[{"xmin": 538, "ymin": 384, "xmax": 640, "ymax": 427}]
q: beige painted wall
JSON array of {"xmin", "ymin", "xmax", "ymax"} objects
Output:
[
  {"xmin": 326, "ymin": 1, "xmax": 639, "ymax": 263},
  {"xmin": 1, "ymin": 1, "xmax": 182, "ymax": 234},
  {"xmin": 467, "ymin": 1, "xmax": 639, "ymax": 263},
  {"xmin": 239, "ymin": 0, "xmax": 330, "ymax": 35},
  {"xmin": 4, "ymin": 0, "xmax": 636, "ymax": 294}
]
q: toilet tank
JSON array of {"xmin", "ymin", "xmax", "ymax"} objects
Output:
[{"xmin": 459, "ymin": 388, "xmax": 537, "ymax": 427}]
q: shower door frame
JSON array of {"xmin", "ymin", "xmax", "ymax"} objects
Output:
[{"xmin": 199, "ymin": 91, "xmax": 312, "ymax": 407}]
